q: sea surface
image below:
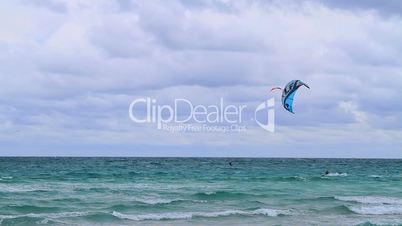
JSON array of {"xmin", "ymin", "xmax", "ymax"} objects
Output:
[{"xmin": 0, "ymin": 157, "xmax": 402, "ymax": 225}]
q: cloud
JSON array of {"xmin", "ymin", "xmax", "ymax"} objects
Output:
[
  {"xmin": 313, "ymin": 0, "xmax": 402, "ymax": 16},
  {"xmin": 21, "ymin": 0, "xmax": 67, "ymax": 13},
  {"xmin": 338, "ymin": 101, "xmax": 368, "ymax": 124},
  {"xmin": 0, "ymin": 0, "xmax": 401, "ymax": 156}
]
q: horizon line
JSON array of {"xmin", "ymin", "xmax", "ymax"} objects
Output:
[{"xmin": 0, "ymin": 156, "xmax": 400, "ymax": 160}]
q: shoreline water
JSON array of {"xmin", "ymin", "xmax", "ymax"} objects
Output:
[{"xmin": 1, "ymin": 157, "xmax": 401, "ymax": 225}]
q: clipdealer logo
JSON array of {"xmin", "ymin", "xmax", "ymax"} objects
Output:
[
  {"xmin": 128, "ymin": 97, "xmax": 275, "ymax": 133},
  {"xmin": 254, "ymin": 98, "xmax": 275, "ymax": 132}
]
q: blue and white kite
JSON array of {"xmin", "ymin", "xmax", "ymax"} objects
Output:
[{"xmin": 271, "ymin": 80, "xmax": 310, "ymax": 113}]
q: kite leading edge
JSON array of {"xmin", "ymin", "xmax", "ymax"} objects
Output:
[{"xmin": 270, "ymin": 80, "xmax": 310, "ymax": 114}]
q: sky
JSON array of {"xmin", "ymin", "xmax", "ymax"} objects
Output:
[{"xmin": 0, "ymin": 0, "xmax": 401, "ymax": 158}]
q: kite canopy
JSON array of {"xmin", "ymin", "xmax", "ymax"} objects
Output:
[{"xmin": 281, "ymin": 80, "xmax": 310, "ymax": 113}]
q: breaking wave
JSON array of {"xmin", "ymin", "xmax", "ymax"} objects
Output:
[
  {"xmin": 336, "ymin": 196, "xmax": 402, "ymax": 215},
  {"xmin": 191, "ymin": 191, "xmax": 253, "ymax": 199},
  {"xmin": 325, "ymin": 173, "xmax": 348, "ymax": 177},
  {"xmin": 112, "ymin": 208, "xmax": 292, "ymax": 221},
  {"xmin": 348, "ymin": 205, "xmax": 402, "ymax": 215},
  {"xmin": 335, "ymin": 196, "xmax": 402, "ymax": 205}
]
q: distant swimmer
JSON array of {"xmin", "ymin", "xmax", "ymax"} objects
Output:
[
  {"xmin": 229, "ymin": 161, "xmax": 233, "ymax": 166},
  {"xmin": 325, "ymin": 170, "xmax": 329, "ymax": 175}
]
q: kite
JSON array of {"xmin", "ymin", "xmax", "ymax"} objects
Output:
[{"xmin": 270, "ymin": 80, "xmax": 310, "ymax": 113}]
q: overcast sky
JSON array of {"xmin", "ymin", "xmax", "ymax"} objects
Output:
[{"xmin": 0, "ymin": 0, "xmax": 401, "ymax": 157}]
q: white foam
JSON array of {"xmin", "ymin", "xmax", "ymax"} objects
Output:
[
  {"xmin": 195, "ymin": 208, "xmax": 290, "ymax": 217},
  {"xmin": 133, "ymin": 197, "xmax": 179, "ymax": 205},
  {"xmin": 335, "ymin": 196, "xmax": 402, "ymax": 205},
  {"xmin": 251, "ymin": 208, "xmax": 292, "ymax": 216},
  {"xmin": 0, "ymin": 211, "xmax": 88, "ymax": 223},
  {"xmin": 325, "ymin": 173, "xmax": 348, "ymax": 177},
  {"xmin": 349, "ymin": 205, "xmax": 402, "ymax": 215},
  {"xmin": 132, "ymin": 197, "xmax": 207, "ymax": 205},
  {"xmin": 0, "ymin": 215, "xmax": 14, "ymax": 224},
  {"xmin": 112, "ymin": 208, "xmax": 291, "ymax": 221},
  {"xmin": 0, "ymin": 184, "xmax": 53, "ymax": 192},
  {"xmin": 112, "ymin": 211, "xmax": 192, "ymax": 221},
  {"xmin": 196, "ymin": 210, "xmax": 246, "ymax": 217}
]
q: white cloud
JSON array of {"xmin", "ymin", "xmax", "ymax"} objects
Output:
[
  {"xmin": 338, "ymin": 101, "xmax": 368, "ymax": 125},
  {"xmin": 0, "ymin": 0, "xmax": 401, "ymax": 156}
]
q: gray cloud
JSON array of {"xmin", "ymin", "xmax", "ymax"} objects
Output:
[
  {"xmin": 315, "ymin": 0, "xmax": 402, "ymax": 16},
  {"xmin": 0, "ymin": 0, "xmax": 401, "ymax": 156},
  {"xmin": 21, "ymin": 0, "xmax": 67, "ymax": 13}
]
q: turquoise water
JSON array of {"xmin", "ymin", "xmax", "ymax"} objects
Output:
[{"xmin": 1, "ymin": 158, "xmax": 402, "ymax": 225}]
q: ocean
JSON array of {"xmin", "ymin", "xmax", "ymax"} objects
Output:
[{"xmin": 0, "ymin": 157, "xmax": 401, "ymax": 225}]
